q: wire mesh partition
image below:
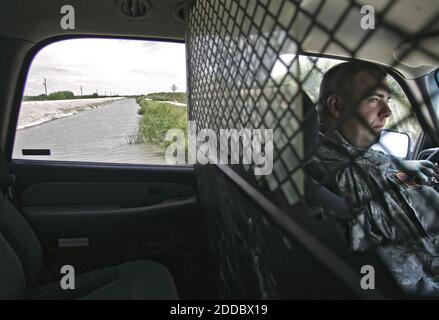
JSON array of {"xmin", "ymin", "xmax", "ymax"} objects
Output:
[{"xmin": 186, "ymin": 0, "xmax": 439, "ymax": 298}]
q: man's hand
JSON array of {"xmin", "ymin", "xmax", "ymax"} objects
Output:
[{"xmin": 398, "ymin": 160, "xmax": 439, "ymax": 185}]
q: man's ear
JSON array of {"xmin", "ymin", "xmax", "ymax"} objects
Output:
[{"xmin": 326, "ymin": 95, "xmax": 343, "ymax": 119}]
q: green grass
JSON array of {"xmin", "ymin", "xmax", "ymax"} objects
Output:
[
  {"xmin": 144, "ymin": 92, "xmax": 187, "ymax": 104},
  {"xmin": 136, "ymin": 97, "xmax": 187, "ymax": 149}
]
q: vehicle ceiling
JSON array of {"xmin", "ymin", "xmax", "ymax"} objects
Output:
[{"xmin": 0, "ymin": 0, "xmax": 438, "ymax": 79}]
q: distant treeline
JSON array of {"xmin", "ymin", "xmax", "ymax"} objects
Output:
[
  {"xmin": 23, "ymin": 90, "xmax": 187, "ymax": 102},
  {"xmin": 23, "ymin": 91, "xmax": 123, "ymax": 101},
  {"xmin": 144, "ymin": 92, "xmax": 187, "ymax": 104}
]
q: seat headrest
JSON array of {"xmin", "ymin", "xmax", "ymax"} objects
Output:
[{"xmin": 302, "ymin": 92, "xmax": 319, "ymax": 159}]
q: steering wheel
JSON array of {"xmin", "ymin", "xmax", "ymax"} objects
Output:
[{"xmin": 427, "ymin": 148, "xmax": 439, "ymax": 163}]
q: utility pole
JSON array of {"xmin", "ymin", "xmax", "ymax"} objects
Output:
[
  {"xmin": 43, "ymin": 78, "xmax": 48, "ymax": 97},
  {"xmin": 80, "ymin": 85, "xmax": 83, "ymax": 96}
]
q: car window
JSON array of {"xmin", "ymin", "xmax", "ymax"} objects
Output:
[
  {"xmin": 13, "ymin": 38, "xmax": 187, "ymax": 165},
  {"xmin": 272, "ymin": 55, "xmax": 422, "ymax": 153}
]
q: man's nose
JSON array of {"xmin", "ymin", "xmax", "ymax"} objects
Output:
[{"xmin": 379, "ymin": 100, "xmax": 392, "ymax": 118}]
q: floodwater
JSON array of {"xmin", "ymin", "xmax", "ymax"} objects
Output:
[{"xmin": 13, "ymin": 98, "xmax": 167, "ymax": 164}]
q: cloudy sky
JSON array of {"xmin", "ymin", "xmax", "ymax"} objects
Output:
[{"xmin": 24, "ymin": 38, "xmax": 186, "ymax": 96}]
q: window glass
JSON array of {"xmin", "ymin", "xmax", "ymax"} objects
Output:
[
  {"xmin": 14, "ymin": 38, "xmax": 187, "ymax": 165},
  {"xmin": 272, "ymin": 55, "xmax": 422, "ymax": 150}
]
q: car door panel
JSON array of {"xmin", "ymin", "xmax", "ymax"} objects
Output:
[
  {"xmin": 20, "ymin": 181, "xmax": 194, "ymax": 207},
  {"xmin": 22, "ymin": 196, "xmax": 200, "ymax": 251},
  {"xmin": 9, "ymin": 161, "xmax": 205, "ymax": 279}
]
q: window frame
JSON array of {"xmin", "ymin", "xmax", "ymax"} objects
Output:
[
  {"xmin": 296, "ymin": 53, "xmax": 425, "ymax": 159},
  {"xmin": 8, "ymin": 35, "xmax": 190, "ymax": 168}
]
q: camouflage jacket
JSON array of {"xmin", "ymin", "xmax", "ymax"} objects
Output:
[{"xmin": 305, "ymin": 127, "xmax": 439, "ymax": 296}]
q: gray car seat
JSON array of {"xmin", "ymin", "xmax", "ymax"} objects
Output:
[
  {"xmin": 301, "ymin": 92, "xmax": 352, "ymax": 218},
  {"xmin": 0, "ymin": 189, "xmax": 178, "ymax": 300}
]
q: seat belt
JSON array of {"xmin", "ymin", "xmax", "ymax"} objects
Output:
[{"xmin": 305, "ymin": 177, "xmax": 351, "ymax": 219}]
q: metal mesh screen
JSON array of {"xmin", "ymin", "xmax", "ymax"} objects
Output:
[
  {"xmin": 188, "ymin": 0, "xmax": 438, "ymax": 208},
  {"xmin": 186, "ymin": 0, "xmax": 439, "ymax": 297}
]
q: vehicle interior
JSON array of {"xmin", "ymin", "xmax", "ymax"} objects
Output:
[{"xmin": 0, "ymin": 0, "xmax": 439, "ymax": 299}]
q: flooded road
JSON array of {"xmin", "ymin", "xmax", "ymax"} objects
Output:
[{"xmin": 13, "ymin": 98, "xmax": 167, "ymax": 164}]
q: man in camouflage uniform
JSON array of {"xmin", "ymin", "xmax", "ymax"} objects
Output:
[{"xmin": 305, "ymin": 61, "xmax": 439, "ymax": 296}]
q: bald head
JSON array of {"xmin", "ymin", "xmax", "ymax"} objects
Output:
[
  {"xmin": 318, "ymin": 61, "xmax": 392, "ymax": 148},
  {"xmin": 318, "ymin": 61, "xmax": 388, "ymax": 118}
]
